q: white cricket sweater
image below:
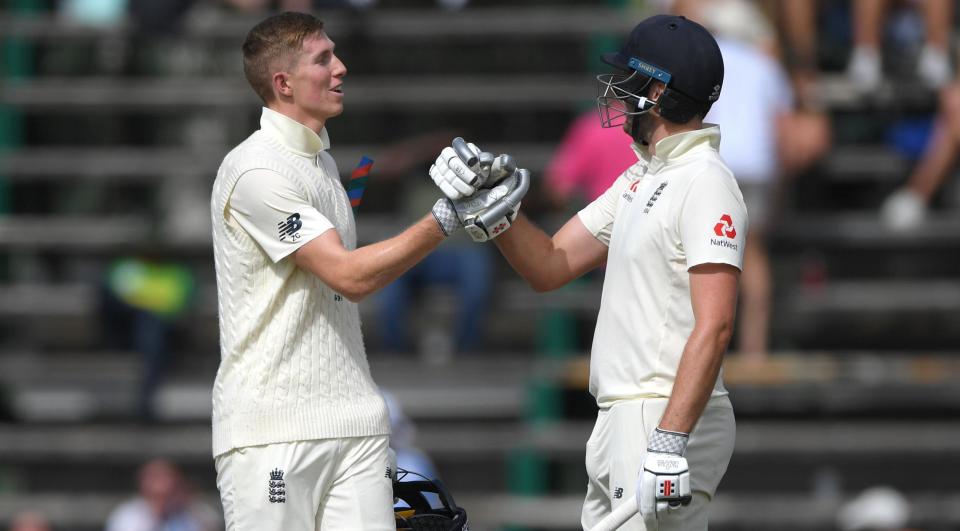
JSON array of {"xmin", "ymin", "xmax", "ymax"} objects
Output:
[{"xmin": 209, "ymin": 107, "xmax": 389, "ymax": 457}]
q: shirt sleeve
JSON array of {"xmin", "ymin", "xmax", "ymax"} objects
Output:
[
  {"xmin": 576, "ymin": 171, "xmax": 633, "ymax": 246},
  {"xmin": 228, "ymin": 168, "xmax": 335, "ymax": 263},
  {"xmin": 679, "ymin": 170, "xmax": 748, "ymax": 271}
]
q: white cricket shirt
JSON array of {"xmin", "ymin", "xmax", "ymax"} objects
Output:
[
  {"xmin": 209, "ymin": 107, "xmax": 389, "ymax": 457},
  {"xmin": 578, "ymin": 125, "xmax": 747, "ymax": 407}
]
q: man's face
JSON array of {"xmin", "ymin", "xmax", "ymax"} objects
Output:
[
  {"xmin": 285, "ymin": 32, "xmax": 346, "ymax": 125},
  {"xmin": 623, "ymin": 101, "xmax": 657, "ymax": 146},
  {"xmin": 622, "ymin": 79, "xmax": 662, "ymax": 145}
]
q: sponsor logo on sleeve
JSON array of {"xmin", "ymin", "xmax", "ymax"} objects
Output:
[
  {"xmin": 278, "ymin": 213, "xmax": 302, "ymax": 242},
  {"xmin": 621, "ymin": 179, "xmax": 641, "ymax": 202},
  {"xmin": 710, "ymin": 214, "xmax": 738, "ymax": 251}
]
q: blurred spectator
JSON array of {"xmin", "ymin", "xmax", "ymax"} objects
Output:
[
  {"xmin": 100, "ymin": 257, "xmax": 195, "ymax": 422},
  {"xmin": 543, "ymin": 110, "xmax": 636, "ymax": 209},
  {"xmin": 677, "ymin": 0, "xmax": 829, "ymax": 358},
  {"xmin": 372, "ymin": 132, "xmax": 493, "ymax": 360},
  {"xmin": 881, "ymin": 78, "xmax": 960, "ymax": 231},
  {"xmin": 8, "ymin": 512, "xmax": 51, "ymax": 531},
  {"xmin": 773, "ymin": 0, "xmax": 820, "ymax": 107},
  {"xmin": 836, "ymin": 486, "xmax": 917, "ymax": 531},
  {"xmin": 847, "ymin": 0, "xmax": 953, "ymax": 92},
  {"xmin": 104, "ymin": 459, "xmax": 219, "ymax": 531}
]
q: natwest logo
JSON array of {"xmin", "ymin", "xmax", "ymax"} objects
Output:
[{"xmin": 713, "ymin": 214, "xmax": 736, "ymax": 239}]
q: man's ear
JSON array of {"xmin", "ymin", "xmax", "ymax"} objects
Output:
[
  {"xmin": 649, "ymin": 80, "xmax": 667, "ymax": 101},
  {"xmin": 273, "ymin": 71, "xmax": 293, "ymax": 99}
]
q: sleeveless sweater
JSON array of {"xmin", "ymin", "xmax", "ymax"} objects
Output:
[{"xmin": 209, "ymin": 111, "xmax": 389, "ymax": 457}]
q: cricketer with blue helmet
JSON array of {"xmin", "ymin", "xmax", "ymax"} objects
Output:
[{"xmin": 430, "ymin": 14, "xmax": 746, "ymax": 531}]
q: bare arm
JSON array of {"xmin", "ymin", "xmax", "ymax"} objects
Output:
[
  {"xmin": 658, "ymin": 263, "xmax": 740, "ymax": 433},
  {"xmin": 493, "ymin": 213, "xmax": 607, "ymax": 292},
  {"xmin": 292, "ymin": 214, "xmax": 445, "ymax": 302}
]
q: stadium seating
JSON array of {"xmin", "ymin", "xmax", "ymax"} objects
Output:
[{"xmin": 2, "ymin": 3, "xmax": 960, "ymax": 530}]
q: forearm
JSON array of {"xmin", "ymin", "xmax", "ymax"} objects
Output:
[
  {"xmin": 344, "ymin": 215, "xmax": 445, "ymax": 299},
  {"xmin": 658, "ymin": 322, "xmax": 732, "ymax": 434},
  {"xmin": 493, "ymin": 215, "xmax": 560, "ymax": 291},
  {"xmin": 295, "ymin": 214, "xmax": 445, "ymax": 302},
  {"xmin": 494, "ymin": 214, "xmax": 603, "ymax": 292}
]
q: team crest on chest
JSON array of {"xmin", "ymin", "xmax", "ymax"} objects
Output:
[
  {"xmin": 643, "ymin": 182, "xmax": 668, "ymax": 213},
  {"xmin": 268, "ymin": 468, "xmax": 286, "ymax": 503}
]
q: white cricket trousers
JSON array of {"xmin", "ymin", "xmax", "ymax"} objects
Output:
[
  {"xmin": 215, "ymin": 435, "xmax": 395, "ymax": 531},
  {"xmin": 581, "ymin": 396, "xmax": 736, "ymax": 531}
]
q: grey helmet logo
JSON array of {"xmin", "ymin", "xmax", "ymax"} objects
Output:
[{"xmin": 708, "ymin": 84, "xmax": 721, "ymax": 102}]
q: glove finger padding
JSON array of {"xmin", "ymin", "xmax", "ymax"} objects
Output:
[{"xmin": 430, "ymin": 146, "xmax": 479, "ymax": 200}]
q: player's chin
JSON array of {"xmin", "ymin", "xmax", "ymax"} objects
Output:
[{"xmin": 316, "ymin": 103, "xmax": 344, "ymax": 121}]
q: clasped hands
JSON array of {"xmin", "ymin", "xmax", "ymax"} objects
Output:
[{"xmin": 429, "ymin": 138, "xmax": 529, "ymax": 242}]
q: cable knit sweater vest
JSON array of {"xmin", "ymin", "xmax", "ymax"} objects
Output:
[{"xmin": 210, "ymin": 130, "xmax": 389, "ymax": 457}]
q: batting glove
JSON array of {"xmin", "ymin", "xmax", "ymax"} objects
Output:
[
  {"xmin": 431, "ymin": 197, "xmax": 461, "ymax": 237},
  {"xmin": 431, "ymin": 143, "xmax": 480, "ymax": 200},
  {"xmin": 636, "ymin": 428, "xmax": 692, "ymax": 531},
  {"xmin": 430, "ymin": 138, "xmax": 518, "ymax": 200},
  {"xmin": 431, "ymin": 172, "xmax": 527, "ymax": 241}
]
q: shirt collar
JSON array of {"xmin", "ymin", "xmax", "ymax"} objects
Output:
[
  {"xmin": 633, "ymin": 124, "xmax": 721, "ymax": 174},
  {"xmin": 259, "ymin": 107, "xmax": 331, "ymax": 157}
]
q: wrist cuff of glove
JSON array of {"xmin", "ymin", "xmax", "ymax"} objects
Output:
[
  {"xmin": 432, "ymin": 198, "xmax": 460, "ymax": 237},
  {"xmin": 648, "ymin": 428, "xmax": 689, "ymax": 455}
]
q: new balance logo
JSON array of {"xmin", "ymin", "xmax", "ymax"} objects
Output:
[
  {"xmin": 268, "ymin": 468, "xmax": 286, "ymax": 503},
  {"xmin": 385, "ymin": 466, "xmax": 393, "ymax": 479},
  {"xmin": 278, "ymin": 213, "xmax": 303, "ymax": 242},
  {"xmin": 613, "ymin": 487, "xmax": 624, "ymax": 499}
]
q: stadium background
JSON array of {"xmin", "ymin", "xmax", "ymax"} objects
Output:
[{"xmin": 2, "ymin": 0, "xmax": 960, "ymax": 529}]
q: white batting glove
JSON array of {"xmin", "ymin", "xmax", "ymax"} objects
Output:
[
  {"xmin": 430, "ymin": 143, "xmax": 481, "ymax": 200},
  {"xmin": 636, "ymin": 429, "xmax": 692, "ymax": 531},
  {"xmin": 430, "ymin": 138, "xmax": 519, "ymax": 200}
]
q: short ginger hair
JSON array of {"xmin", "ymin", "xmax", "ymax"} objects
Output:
[{"xmin": 242, "ymin": 12, "xmax": 325, "ymax": 104}]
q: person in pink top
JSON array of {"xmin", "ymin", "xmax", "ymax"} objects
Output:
[{"xmin": 545, "ymin": 110, "xmax": 638, "ymax": 207}]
